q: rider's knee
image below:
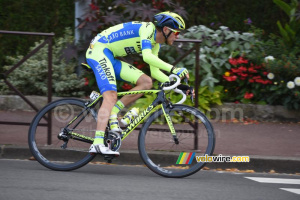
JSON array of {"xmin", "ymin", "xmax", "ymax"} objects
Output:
[
  {"xmin": 138, "ymin": 75, "xmax": 153, "ymax": 90},
  {"xmin": 103, "ymin": 90, "xmax": 117, "ymax": 105}
]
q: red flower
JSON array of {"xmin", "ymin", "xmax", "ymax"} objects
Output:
[
  {"xmin": 137, "ymin": 63, "xmax": 145, "ymax": 69},
  {"xmin": 254, "ymin": 65, "xmax": 262, "ymax": 70},
  {"xmin": 223, "ymin": 75, "xmax": 237, "ymax": 82},
  {"xmin": 122, "ymin": 83, "xmax": 132, "ymax": 90},
  {"xmin": 248, "ymin": 67, "xmax": 257, "ymax": 73},
  {"xmin": 244, "ymin": 92, "xmax": 254, "ymax": 99},
  {"xmin": 229, "ymin": 58, "xmax": 238, "ymax": 65},
  {"xmin": 237, "ymin": 57, "xmax": 248, "ymax": 64},
  {"xmin": 84, "ymin": 78, "xmax": 89, "ymax": 86},
  {"xmin": 262, "ymin": 72, "xmax": 268, "ymax": 76},
  {"xmin": 238, "ymin": 66, "xmax": 247, "ymax": 72},
  {"xmin": 229, "ymin": 57, "xmax": 248, "ymax": 65},
  {"xmin": 252, "ymin": 76, "xmax": 262, "ymax": 80},
  {"xmin": 261, "ymin": 80, "xmax": 272, "ymax": 85},
  {"xmin": 255, "ymin": 79, "xmax": 264, "ymax": 83},
  {"xmin": 89, "ymin": 3, "xmax": 99, "ymax": 10},
  {"xmin": 231, "ymin": 68, "xmax": 241, "ymax": 73},
  {"xmin": 249, "ymin": 79, "xmax": 255, "ymax": 83}
]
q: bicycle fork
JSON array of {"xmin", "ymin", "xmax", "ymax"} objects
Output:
[{"xmin": 162, "ymin": 103, "xmax": 179, "ymax": 144}]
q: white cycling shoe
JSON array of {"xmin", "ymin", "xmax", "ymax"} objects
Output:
[{"xmin": 89, "ymin": 144, "xmax": 120, "ymax": 156}]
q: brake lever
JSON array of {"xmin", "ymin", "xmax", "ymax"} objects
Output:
[
  {"xmin": 190, "ymin": 87, "xmax": 194, "ymax": 103},
  {"xmin": 183, "ymin": 78, "xmax": 194, "ymax": 103}
]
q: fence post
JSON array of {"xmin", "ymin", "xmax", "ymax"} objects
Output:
[
  {"xmin": 47, "ymin": 37, "xmax": 53, "ymax": 145},
  {"xmin": 194, "ymin": 43, "xmax": 200, "ymax": 150}
]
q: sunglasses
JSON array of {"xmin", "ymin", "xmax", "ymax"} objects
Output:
[{"xmin": 166, "ymin": 27, "xmax": 180, "ymax": 36}]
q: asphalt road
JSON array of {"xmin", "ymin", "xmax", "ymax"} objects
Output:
[{"xmin": 0, "ymin": 159, "xmax": 299, "ymax": 200}]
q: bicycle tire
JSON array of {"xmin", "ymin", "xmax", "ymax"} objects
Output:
[
  {"xmin": 138, "ymin": 104, "xmax": 215, "ymax": 178},
  {"xmin": 28, "ymin": 98, "xmax": 97, "ymax": 171}
]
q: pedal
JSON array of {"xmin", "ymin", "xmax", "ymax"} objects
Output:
[
  {"xmin": 61, "ymin": 141, "xmax": 68, "ymax": 149},
  {"xmin": 104, "ymin": 155, "xmax": 114, "ymax": 163}
]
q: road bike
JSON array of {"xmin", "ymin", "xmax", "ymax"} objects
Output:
[{"xmin": 28, "ymin": 74, "xmax": 215, "ymax": 178}]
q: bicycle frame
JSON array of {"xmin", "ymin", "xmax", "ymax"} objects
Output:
[{"xmin": 67, "ymin": 89, "xmax": 177, "ymax": 143}]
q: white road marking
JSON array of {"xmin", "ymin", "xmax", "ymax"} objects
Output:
[
  {"xmin": 280, "ymin": 188, "xmax": 300, "ymax": 195},
  {"xmin": 245, "ymin": 177, "xmax": 300, "ymax": 185}
]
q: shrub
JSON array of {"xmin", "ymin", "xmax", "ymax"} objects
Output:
[
  {"xmin": 220, "ymin": 55, "xmax": 300, "ymax": 110},
  {"xmin": 241, "ymin": 0, "xmax": 300, "ymax": 110},
  {"xmin": 221, "ymin": 56, "xmax": 273, "ymax": 104},
  {"xmin": 0, "ymin": 28, "xmax": 85, "ymax": 97},
  {"xmin": 160, "ymin": 24, "xmax": 257, "ymax": 90}
]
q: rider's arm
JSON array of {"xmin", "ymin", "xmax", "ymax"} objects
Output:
[
  {"xmin": 142, "ymin": 48, "xmax": 173, "ymax": 73},
  {"xmin": 139, "ymin": 23, "xmax": 173, "ymax": 73},
  {"xmin": 149, "ymin": 44, "xmax": 170, "ymax": 83}
]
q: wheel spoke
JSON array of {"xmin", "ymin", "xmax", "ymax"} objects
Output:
[
  {"xmin": 28, "ymin": 99, "xmax": 98, "ymax": 171},
  {"xmin": 139, "ymin": 105, "xmax": 215, "ymax": 178}
]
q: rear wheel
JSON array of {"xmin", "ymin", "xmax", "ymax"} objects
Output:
[
  {"xmin": 28, "ymin": 98, "xmax": 98, "ymax": 171},
  {"xmin": 138, "ymin": 105, "xmax": 215, "ymax": 178}
]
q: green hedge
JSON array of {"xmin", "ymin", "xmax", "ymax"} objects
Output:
[
  {"xmin": 185, "ymin": 0, "xmax": 288, "ymax": 35},
  {"xmin": 0, "ymin": 0, "xmax": 74, "ymax": 71},
  {"xmin": 0, "ymin": 0, "xmax": 288, "ymax": 72}
]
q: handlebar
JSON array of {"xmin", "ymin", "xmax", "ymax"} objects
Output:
[
  {"xmin": 162, "ymin": 74, "xmax": 187, "ymax": 104},
  {"xmin": 173, "ymin": 88, "xmax": 187, "ymax": 104},
  {"xmin": 162, "ymin": 74, "xmax": 181, "ymax": 91}
]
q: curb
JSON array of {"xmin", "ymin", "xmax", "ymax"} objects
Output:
[{"xmin": 1, "ymin": 145, "xmax": 300, "ymax": 174}]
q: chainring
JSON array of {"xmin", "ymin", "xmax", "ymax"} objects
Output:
[{"xmin": 105, "ymin": 132, "xmax": 121, "ymax": 151}]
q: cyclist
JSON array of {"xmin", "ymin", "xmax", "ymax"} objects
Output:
[{"xmin": 86, "ymin": 11, "xmax": 192, "ymax": 155}]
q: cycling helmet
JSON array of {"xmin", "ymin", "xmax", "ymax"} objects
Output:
[
  {"xmin": 153, "ymin": 11, "xmax": 185, "ymax": 44},
  {"xmin": 153, "ymin": 11, "xmax": 185, "ymax": 30}
]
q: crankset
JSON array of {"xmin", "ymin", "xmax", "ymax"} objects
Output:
[{"xmin": 105, "ymin": 131, "xmax": 122, "ymax": 152}]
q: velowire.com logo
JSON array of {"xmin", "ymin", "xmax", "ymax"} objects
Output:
[{"xmin": 176, "ymin": 152, "xmax": 250, "ymax": 164}]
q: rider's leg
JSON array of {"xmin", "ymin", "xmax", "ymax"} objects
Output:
[
  {"xmin": 86, "ymin": 43, "xmax": 119, "ymax": 155},
  {"xmin": 89, "ymin": 90, "xmax": 120, "ymax": 155},
  {"xmin": 109, "ymin": 99, "xmax": 125, "ymax": 132},
  {"xmin": 93, "ymin": 90, "xmax": 117, "ymax": 144},
  {"xmin": 119, "ymin": 74, "xmax": 153, "ymax": 106},
  {"xmin": 109, "ymin": 61, "xmax": 151, "ymax": 131},
  {"xmin": 117, "ymin": 74, "xmax": 153, "ymax": 126}
]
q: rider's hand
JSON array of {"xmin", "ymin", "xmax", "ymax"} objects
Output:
[
  {"xmin": 171, "ymin": 67, "xmax": 189, "ymax": 79},
  {"xmin": 177, "ymin": 84, "xmax": 195, "ymax": 98}
]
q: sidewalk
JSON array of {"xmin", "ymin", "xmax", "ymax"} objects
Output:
[{"xmin": 0, "ymin": 110, "xmax": 300, "ymax": 173}]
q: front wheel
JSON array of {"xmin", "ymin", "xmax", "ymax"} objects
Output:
[{"xmin": 138, "ymin": 105, "xmax": 215, "ymax": 178}]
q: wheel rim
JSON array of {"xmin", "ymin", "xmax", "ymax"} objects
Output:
[
  {"xmin": 29, "ymin": 99, "xmax": 97, "ymax": 170},
  {"xmin": 139, "ymin": 106, "xmax": 215, "ymax": 177}
]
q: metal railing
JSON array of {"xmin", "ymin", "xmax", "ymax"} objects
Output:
[
  {"xmin": 0, "ymin": 30, "xmax": 54, "ymax": 144},
  {"xmin": 173, "ymin": 39, "xmax": 202, "ymax": 150},
  {"xmin": 174, "ymin": 39, "xmax": 202, "ymax": 109}
]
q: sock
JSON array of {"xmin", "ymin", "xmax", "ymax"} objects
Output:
[
  {"xmin": 93, "ymin": 131, "xmax": 105, "ymax": 144},
  {"xmin": 110, "ymin": 100, "xmax": 125, "ymax": 116}
]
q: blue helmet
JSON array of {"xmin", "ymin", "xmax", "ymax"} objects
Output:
[{"xmin": 153, "ymin": 11, "xmax": 185, "ymax": 30}]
